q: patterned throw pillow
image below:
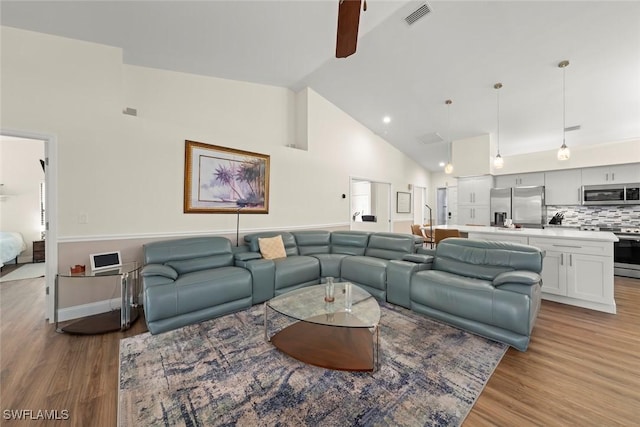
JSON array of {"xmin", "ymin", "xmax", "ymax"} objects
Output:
[{"xmin": 258, "ymin": 235, "xmax": 287, "ymax": 259}]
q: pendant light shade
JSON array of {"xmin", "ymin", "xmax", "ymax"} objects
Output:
[
  {"xmin": 444, "ymin": 99, "xmax": 453, "ymax": 174},
  {"xmin": 493, "ymin": 82, "xmax": 504, "ymax": 169},
  {"xmin": 557, "ymin": 60, "xmax": 570, "ymax": 161}
]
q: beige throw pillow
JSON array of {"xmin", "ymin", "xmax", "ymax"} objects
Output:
[{"xmin": 258, "ymin": 235, "xmax": 287, "ymax": 259}]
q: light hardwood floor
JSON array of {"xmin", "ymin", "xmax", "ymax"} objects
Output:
[{"xmin": 1, "ymin": 276, "xmax": 639, "ymax": 426}]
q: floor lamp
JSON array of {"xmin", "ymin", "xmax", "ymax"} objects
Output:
[
  {"xmin": 425, "ymin": 204, "xmax": 433, "ymax": 248},
  {"xmin": 236, "ymin": 207, "xmax": 243, "ymax": 247}
]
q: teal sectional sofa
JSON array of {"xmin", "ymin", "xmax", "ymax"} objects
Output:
[
  {"xmin": 141, "ymin": 231, "xmax": 544, "ymax": 351},
  {"xmin": 390, "ymin": 238, "xmax": 544, "ymax": 351}
]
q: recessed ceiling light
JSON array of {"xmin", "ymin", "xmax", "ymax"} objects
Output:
[
  {"xmin": 438, "ymin": 162, "xmax": 445, "ymax": 167},
  {"xmin": 383, "ymin": 116, "xmax": 391, "ymax": 124}
]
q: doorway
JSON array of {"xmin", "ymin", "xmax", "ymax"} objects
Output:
[
  {"xmin": 437, "ymin": 186, "xmax": 458, "ymax": 225},
  {"xmin": 350, "ymin": 178, "xmax": 391, "ymax": 232},
  {"xmin": 0, "ymin": 131, "xmax": 57, "ymax": 322}
]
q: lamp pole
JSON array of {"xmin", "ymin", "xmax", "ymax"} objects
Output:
[
  {"xmin": 425, "ymin": 204, "xmax": 433, "ymax": 248},
  {"xmin": 236, "ymin": 207, "xmax": 243, "ymax": 247}
]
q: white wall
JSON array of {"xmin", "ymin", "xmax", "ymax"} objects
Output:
[
  {"xmin": 1, "ymin": 26, "xmax": 430, "ymax": 267},
  {"xmin": 0, "ymin": 137, "xmax": 45, "ymax": 261}
]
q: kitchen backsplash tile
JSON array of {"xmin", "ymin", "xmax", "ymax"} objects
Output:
[{"xmin": 546, "ymin": 205, "xmax": 640, "ymax": 227}]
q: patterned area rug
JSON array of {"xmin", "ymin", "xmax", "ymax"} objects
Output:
[{"xmin": 119, "ymin": 303, "xmax": 506, "ymax": 426}]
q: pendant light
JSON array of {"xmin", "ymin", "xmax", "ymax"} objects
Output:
[
  {"xmin": 444, "ymin": 99, "xmax": 453, "ymax": 174},
  {"xmin": 557, "ymin": 60, "xmax": 570, "ymax": 161},
  {"xmin": 493, "ymin": 82, "xmax": 504, "ymax": 169}
]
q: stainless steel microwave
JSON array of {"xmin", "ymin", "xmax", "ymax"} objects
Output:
[{"xmin": 582, "ymin": 183, "xmax": 640, "ymax": 205}]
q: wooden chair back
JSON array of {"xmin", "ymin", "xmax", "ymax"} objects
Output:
[{"xmin": 434, "ymin": 228, "xmax": 460, "ymax": 245}]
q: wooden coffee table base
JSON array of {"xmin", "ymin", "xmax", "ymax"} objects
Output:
[{"xmin": 270, "ymin": 321, "xmax": 375, "ymax": 372}]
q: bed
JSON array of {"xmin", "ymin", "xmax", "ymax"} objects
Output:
[{"xmin": 1, "ymin": 232, "xmax": 27, "ymax": 268}]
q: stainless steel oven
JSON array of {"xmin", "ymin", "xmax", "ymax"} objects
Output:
[{"xmin": 613, "ymin": 228, "xmax": 640, "ymax": 279}]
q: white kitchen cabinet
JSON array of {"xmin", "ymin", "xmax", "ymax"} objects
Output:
[
  {"xmin": 495, "ymin": 172, "xmax": 545, "ymax": 188},
  {"xmin": 458, "ymin": 176, "xmax": 493, "ymax": 205},
  {"xmin": 581, "ymin": 163, "xmax": 640, "ymax": 186},
  {"xmin": 457, "ymin": 206, "xmax": 490, "ymax": 226},
  {"xmin": 458, "ymin": 176, "xmax": 492, "ymax": 225},
  {"xmin": 544, "ymin": 169, "xmax": 582, "ymax": 205},
  {"xmin": 528, "ymin": 237, "xmax": 615, "ymax": 313}
]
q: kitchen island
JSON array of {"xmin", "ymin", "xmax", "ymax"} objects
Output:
[{"xmin": 436, "ymin": 225, "xmax": 618, "ymax": 314}]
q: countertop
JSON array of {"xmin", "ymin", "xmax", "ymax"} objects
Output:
[{"xmin": 436, "ymin": 225, "xmax": 619, "ymax": 242}]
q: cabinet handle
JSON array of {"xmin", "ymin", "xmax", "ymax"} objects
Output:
[
  {"xmin": 605, "ymin": 173, "xmax": 609, "ymax": 181},
  {"xmin": 560, "ymin": 253, "xmax": 564, "ymax": 265},
  {"xmin": 569, "ymin": 254, "xmax": 573, "ymax": 267},
  {"xmin": 612, "ymin": 173, "xmax": 615, "ymax": 181}
]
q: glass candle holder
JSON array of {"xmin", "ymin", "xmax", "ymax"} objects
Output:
[
  {"xmin": 324, "ymin": 277, "xmax": 335, "ymax": 302},
  {"xmin": 344, "ymin": 282, "xmax": 352, "ymax": 312}
]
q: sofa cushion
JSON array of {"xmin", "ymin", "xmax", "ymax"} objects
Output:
[
  {"xmin": 293, "ymin": 230, "xmax": 331, "ymax": 255},
  {"xmin": 166, "ymin": 254, "xmax": 234, "ymax": 275},
  {"xmin": 143, "ymin": 236, "xmax": 234, "ymax": 265},
  {"xmin": 310, "ymin": 253, "xmax": 349, "ymax": 278},
  {"xmin": 411, "ymin": 270, "xmax": 495, "ymax": 325},
  {"xmin": 258, "ymin": 235, "xmax": 287, "ymax": 259},
  {"xmin": 330, "ymin": 231, "xmax": 370, "ymax": 255},
  {"xmin": 340, "ymin": 255, "xmax": 389, "ymax": 291},
  {"xmin": 177, "ymin": 268, "xmax": 251, "ymax": 313},
  {"xmin": 364, "ymin": 233, "xmax": 415, "ymax": 260},
  {"xmin": 433, "ymin": 238, "xmax": 544, "ymax": 280},
  {"xmin": 273, "ymin": 256, "xmax": 320, "ymax": 289}
]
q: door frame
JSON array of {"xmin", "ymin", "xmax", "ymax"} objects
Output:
[
  {"xmin": 1, "ymin": 129, "xmax": 58, "ymax": 323},
  {"xmin": 349, "ymin": 177, "xmax": 392, "ymax": 232}
]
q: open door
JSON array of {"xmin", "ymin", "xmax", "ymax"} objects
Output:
[{"xmin": 350, "ymin": 178, "xmax": 391, "ymax": 232}]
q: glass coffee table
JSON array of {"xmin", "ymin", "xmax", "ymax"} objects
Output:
[{"xmin": 264, "ymin": 282, "xmax": 380, "ymax": 372}]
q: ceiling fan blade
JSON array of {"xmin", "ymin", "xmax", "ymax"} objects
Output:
[{"xmin": 336, "ymin": 0, "xmax": 362, "ymax": 58}]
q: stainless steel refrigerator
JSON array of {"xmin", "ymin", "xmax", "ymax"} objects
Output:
[{"xmin": 490, "ymin": 186, "xmax": 546, "ymax": 228}]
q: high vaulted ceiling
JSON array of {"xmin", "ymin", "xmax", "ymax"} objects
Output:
[{"xmin": 2, "ymin": 1, "xmax": 639, "ymax": 172}]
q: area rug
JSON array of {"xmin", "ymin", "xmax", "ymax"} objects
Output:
[
  {"xmin": 119, "ymin": 302, "xmax": 507, "ymax": 427},
  {"xmin": 0, "ymin": 263, "xmax": 45, "ymax": 282}
]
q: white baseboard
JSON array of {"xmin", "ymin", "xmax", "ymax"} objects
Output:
[{"xmin": 57, "ymin": 298, "xmax": 121, "ymax": 322}]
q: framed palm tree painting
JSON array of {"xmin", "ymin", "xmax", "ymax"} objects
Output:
[{"xmin": 184, "ymin": 140, "xmax": 270, "ymax": 213}]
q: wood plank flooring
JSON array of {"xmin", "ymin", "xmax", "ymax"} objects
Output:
[{"xmin": 1, "ymin": 276, "xmax": 638, "ymax": 426}]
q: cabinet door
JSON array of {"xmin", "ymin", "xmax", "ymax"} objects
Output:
[
  {"xmin": 544, "ymin": 169, "xmax": 582, "ymax": 205},
  {"xmin": 581, "ymin": 165, "xmax": 640, "ymax": 185},
  {"xmin": 538, "ymin": 250, "xmax": 566, "ymax": 296},
  {"xmin": 457, "ymin": 206, "xmax": 474, "ymax": 226},
  {"xmin": 567, "ymin": 253, "xmax": 612, "ymax": 303},
  {"xmin": 473, "ymin": 176, "xmax": 493, "ymax": 205},
  {"xmin": 518, "ymin": 172, "xmax": 545, "ymax": 187},
  {"xmin": 609, "ymin": 163, "xmax": 640, "ymax": 183},
  {"xmin": 495, "ymin": 173, "xmax": 544, "ymax": 188},
  {"xmin": 494, "ymin": 175, "xmax": 515, "ymax": 189},
  {"xmin": 458, "ymin": 179, "xmax": 476, "ymax": 204},
  {"xmin": 471, "ymin": 206, "xmax": 490, "ymax": 226}
]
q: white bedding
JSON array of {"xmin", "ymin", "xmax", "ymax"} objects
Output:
[{"xmin": 0, "ymin": 232, "xmax": 27, "ymax": 267}]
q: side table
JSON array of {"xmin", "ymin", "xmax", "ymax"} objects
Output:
[
  {"xmin": 55, "ymin": 262, "xmax": 140, "ymax": 334},
  {"xmin": 33, "ymin": 240, "xmax": 45, "ymax": 263}
]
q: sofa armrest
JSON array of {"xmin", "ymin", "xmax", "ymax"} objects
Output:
[
  {"xmin": 235, "ymin": 252, "xmax": 262, "ymax": 262},
  {"xmin": 235, "ymin": 258, "xmax": 275, "ymax": 304},
  {"xmin": 387, "ymin": 260, "xmax": 433, "ymax": 309},
  {"xmin": 402, "ymin": 253, "xmax": 434, "ymax": 264},
  {"xmin": 141, "ymin": 264, "xmax": 178, "ymax": 280},
  {"xmin": 416, "ymin": 247, "xmax": 436, "ymax": 257},
  {"xmin": 493, "ymin": 271, "xmax": 541, "ymax": 287}
]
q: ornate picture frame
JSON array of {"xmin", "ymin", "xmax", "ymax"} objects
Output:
[{"xmin": 184, "ymin": 140, "xmax": 270, "ymax": 214}]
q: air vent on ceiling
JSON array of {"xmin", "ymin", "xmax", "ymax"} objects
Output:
[
  {"xmin": 417, "ymin": 132, "xmax": 443, "ymax": 145},
  {"xmin": 564, "ymin": 125, "xmax": 581, "ymax": 132},
  {"xmin": 405, "ymin": 3, "xmax": 432, "ymax": 25}
]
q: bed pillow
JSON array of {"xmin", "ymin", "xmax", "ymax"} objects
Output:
[{"xmin": 258, "ymin": 235, "xmax": 287, "ymax": 260}]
